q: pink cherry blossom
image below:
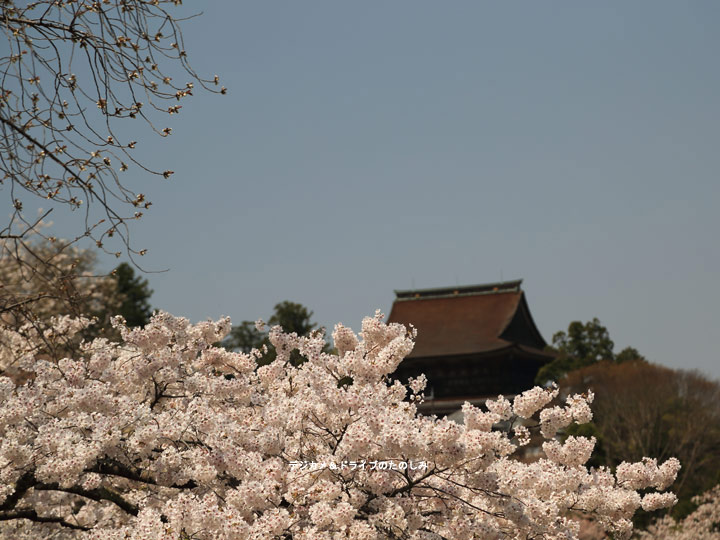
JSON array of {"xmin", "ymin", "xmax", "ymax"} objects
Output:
[{"xmin": 0, "ymin": 311, "xmax": 681, "ymax": 539}]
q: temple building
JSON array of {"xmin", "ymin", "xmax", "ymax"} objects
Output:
[{"xmin": 387, "ymin": 280, "xmax": 554, "ymax": 416}]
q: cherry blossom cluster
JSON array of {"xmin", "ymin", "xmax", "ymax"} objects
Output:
[
  {"xmin": 0, "ymin": 311, "xmax": 681, "ymax": 539},
  {"xmin": 639, "ymin": 485, "xmax": 720, "ymax": 539}
]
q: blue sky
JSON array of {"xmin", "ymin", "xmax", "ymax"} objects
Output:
[{"xmin": 58, "ymin": 2, "xmax": 720, "ymax": 378}]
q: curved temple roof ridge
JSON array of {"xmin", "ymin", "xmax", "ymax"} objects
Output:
[{"xmin": 394, "ymin": 279, "xmax": 523, "ymax": 301}]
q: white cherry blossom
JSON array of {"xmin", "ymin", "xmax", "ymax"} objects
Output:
[{"xmin": 0, "ymin": 311, "xmax": 680, "ymax": 539}]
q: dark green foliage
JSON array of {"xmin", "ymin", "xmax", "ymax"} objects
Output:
[
  {"xmin": 552, "ymin": 318, "xmax": 614, "ymax": 363},
  {"xmin": 535, "ymin": 318, "xmax": 645, "ymax": 384},
  {"xmin": 113, "ymin": 263, "xmax": 153, "ymax": 328},
  {"xmin": 222, "ymin": 301, "xmax": 329, "ymax": 366},
  {"xmin": 615, "ymin": 346, "xmax": 646, "ymax": 364},
  {"xmin": 84, "ymin": 262, "xmax": 153, "ymax": 340},
  {"xmin": 224, "ymin": 321, "xmax": 267, "ymax": 354},
  {"xmin": 268, "ymin": 301, "xmax": 318, "ymax": 336}
]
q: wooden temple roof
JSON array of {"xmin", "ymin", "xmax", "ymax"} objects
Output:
[{"xmin": 387, "ymin": 280, "xmax": 551, "ymax": 360}]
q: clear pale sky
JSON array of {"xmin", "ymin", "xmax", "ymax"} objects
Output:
[{"xmin": 72, "ymin": 2, "xmax": 720, "ymax": 379}]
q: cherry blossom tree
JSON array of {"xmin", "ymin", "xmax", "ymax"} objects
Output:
[
  {"xmin": 0, "ymin": 229, "xmax": 122, "ymax": 386},
  {"xmin": 0, "ymin": 229, "xmax": 119, "ymax": 328},
  {"xmin": 0, "ymin": 311, "xmax": 680, "ymax": 539},
  {"xmin": 1, "ymin": 0, "xmax": 223, "ymax": 340},
  {"xmin": 1, "ymin": 228, "xmax": 159, "ymax": 387}
]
